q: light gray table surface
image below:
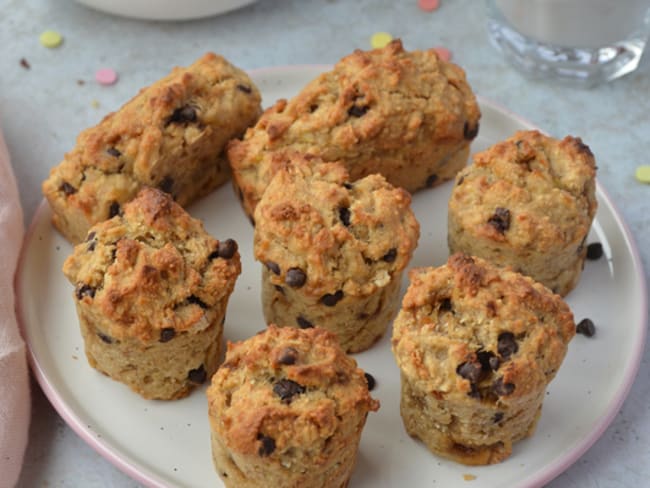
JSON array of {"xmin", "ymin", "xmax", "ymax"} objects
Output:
[{"xmin": 2, "ymin": 0, "xmax": 649, "ymax": 487}]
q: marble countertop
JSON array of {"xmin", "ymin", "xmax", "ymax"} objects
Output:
[{"xmin": 2, "ymin": 0, "xmax": 648, "ymax": 486}]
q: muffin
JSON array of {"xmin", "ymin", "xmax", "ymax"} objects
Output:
[
  {"xmin": 228, "ymin": 39, "xmax": 481, "ymax": 220},
  {"xmin": 206, "ymin": 325, "xmax": 379, "ymax": 488},
  {"xmin": 62, "ymin": 187, "xmax": 241, "ymax": 400},
  {"xmin": 253, "ymin": 157, "xmax": 420, "ymax": 353},
  {"xmin": 391, "ymin": 253, "xmax": 575, "ymax": 465},
  {"xmin": 43, "ymin": 52, "xmax": 262, "ymax": 243},
  {"xmin": 448, "ymin": 130, "xmax": 598, "ymax": 296}
]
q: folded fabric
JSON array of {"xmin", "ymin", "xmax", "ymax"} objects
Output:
[{"xmin": 0, "ymin": 125, "xmax": 30, "ymax": 487}]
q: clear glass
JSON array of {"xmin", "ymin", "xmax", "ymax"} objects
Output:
[{"xmin": 486, "ymin": 0, "xmax": 650, "ymax": 87}]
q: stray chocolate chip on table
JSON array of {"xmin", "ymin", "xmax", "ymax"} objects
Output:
[
  {"xmin": 576, "ymin": 318, "xmax": 596, "ymax": 337},
  {"xmin": 586, "ymin": 242, "xmax": 603, "ymax": 260}
]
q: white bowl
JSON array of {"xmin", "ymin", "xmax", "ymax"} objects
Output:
[{"xmin": 74, "ymin": 0, "xmax": 258, "ymax": 21}]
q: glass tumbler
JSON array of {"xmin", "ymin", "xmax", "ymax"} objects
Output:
[{"xmin": 486, "ymin": 0, "xmax": 650, "ymax": 87}]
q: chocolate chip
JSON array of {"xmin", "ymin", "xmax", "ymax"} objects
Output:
[
  {"xmin": 106, "ymin": 147, "xmax": 121, "ymax": 158},
  {"xmin": 309, "ymin": 104, "xmax": 319, "ymax": 113},
  {"xmin": 493, "ymin": 377, "xmax": 515, "ymax": 396},
  {"xmin": 364, "ymin": 372, "xmax": 376, "ymax": 391},
  {"xmin": 158, "ymin": 176, "xmax": 174, "ymax": 194},
  {"xmin": 285, "ymin": 268, "xmax": 307, "ymax": 288},
  {"xmin": 497, "ymin": 332, "xmax": 518, "ymax": 360},
  {"xmin": 187, "ymin": 364, "xmax": 207, "ymax": 384},
  {"xmin": 586, "ymin": 243, "xmax": 603, "ymax": 260},
  {"xmin": 75, "ymin": 283, "xmax": 95, "ymax": 300},
  {"xmin": 278, "ymin": 347, "xmax": 298, "ymax": 365},
  {"xmin": 439, "ymin": 298, "xmax": 452, "ymax": 312},
  {"xmin": 493, "ymin": 412, "xmax": 504, "ymax": 423},
  {"xmin": 457, "ymin": 175, "xmax": 465, "ymax": 186},
  {"xmin": 576, "ymin": 318, "xmax": 596, "ymax": 337},
  {"xmin": 19, "ymin": 58, "xmax": 30, "ymax": 69},
  {"xmin": 488, "ymin": 207, "xmax": 511, "ymax": 233},
  {"xmin": 273, "ymin": 379, "xmax": 306, "ymax": 403},
  {"xmin": 343, "ymin": 182, "xmax": 353, "ymax": 190},
  {"xmin": 464, "ymin": 121, "xmax": 479, "ymax": 140},
  {"xmin": 489, "ymin": 355, "xmax": 501, "ymax": 371},
  {"xmin": 468, "ymin": 383, "xmax": 481, "ymax": 399},
  {"xmin": 274, "ymin": 285, "xmax": 285, "ymax": 295},
  {"xmin": 108, "ymin": 201, "xmax": 121, "ymax": 218},
  {"xmin": 426, "ymin": 174, "xmax": 438, "ymax": 188},
  {"xmin": 97, "ymin": 332, "xmax": 113, "ymax": 344},
  {"xmin": 296, "ymin": 316, "xmax": 313, "ymax": 329},
  {"xmin": 456, "ymin": 361, "xmax": 483, "ymax": 383},
  {"xmin": 348, "ymin": 105, "xmax": 369, "ymax": 117},
  {"xmin": 382, "ymin": 248, "xmax": 397, "ymax": 263},
  {"xmin": 265, "ymin": 261, "xmax": 281, "ymax": 275},
  {"xmin": 216, "ymin": 239, "xmax": 238, "ymax": 260},
  {"xmin": 187, "ymin": 295, "xmax": 209, "ymax": 309},
  {"xmin": 477, "ymin": 350, "xmax": 499, "ymax": 371},
  {"xmin": 236, "ymin": 84, "xmax": 252, "ymax": 94},
  {"xmin": 339, "ymin": 207, "xmax": 351, "ymax": 227},
  {"xmin": 86, "ymin": 240, "xmax": 96, "ymax": 252},
  {"xmin": 257, "ymin": 434, "xmax": 276, "ymax": 457},
  {"xmin": 60, "ymin": 181, "xmax": 77, "ymax": 196},
  {"xmin": 166, "ymin": 105, "xmax": 197, "ymax": 125},
  {"xmin": 159, "ymin": 328, "xmax": 176, "ymax": 343},
  {"xmin": 85, "ymin": 231, "xmax": 96, "ymax": 242},
  {"xmin": 321, "ymin": 290, "xmax": 344, "ymax": 306}
]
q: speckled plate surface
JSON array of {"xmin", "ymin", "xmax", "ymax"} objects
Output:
[{"xmin": 16, "ymin": 66, "xmax": 647, "ymax": 488}]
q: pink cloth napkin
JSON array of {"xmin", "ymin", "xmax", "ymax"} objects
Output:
[{"xmin": 0, "ymin": 128, "xmax": 30, "ymax": 486}]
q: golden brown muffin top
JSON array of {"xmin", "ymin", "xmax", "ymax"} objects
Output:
[
  {"xmin": 392, "ymin": 253, "xmax": 575, "ymax": 404},
  {"xmin": 253, "ymin": 158, "xmax": 420, "ymax": 298},
  {"xmin": 62, "ymin": 187, "xmax": 241, "ymax": 342},
  {"xmin": 207, "ymin": 325, "xmax": 379, "ymax": 459},
  {"xmin": 449, "ymin": 130, "xmax": 597, "ymax": 251},
  {"xmin": 228, "ymin": 38, "xmax": 481, "ymax": 216},
  {"xmin": 43, "ymin": 52, "xmax": 261, "ymax": 228}
]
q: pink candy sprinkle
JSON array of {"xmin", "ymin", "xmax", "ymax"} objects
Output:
[
  {"xmin": 418, "ymin": 0, "xmax": 440, "ymax": 12},
  {"xmin": 95, "ymin": 68, "xmax": 118, "ymax": 85},
  {"xmin": 433, "ymin": 46, "xmax": 452, "ymax": 61}
]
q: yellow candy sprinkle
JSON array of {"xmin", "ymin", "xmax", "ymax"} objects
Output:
[
  {"xmin": 635, "ymin": 165, "xmax": 650, "ymax": 183},
  {"xmin": 91, "ymin": 99, "xmax": 100, "ymax": 109},
  {"xmin": 371, "ymin": 32, "xmax": 393, "ymax": 49},
  {"xmin": 40, "ymin": 30, "xmax": 63, "ymax": 48}
]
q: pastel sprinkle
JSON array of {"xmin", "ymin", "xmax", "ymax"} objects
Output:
[
  {"xmin": 91, "ymin": 99, "xmax": 100, "ymax": 108},
  {"xmin": 39, "ymin": 30, "xmax": 63, "ymax": 48},
  {"xmin": 418, "ymin": 0, "xmax": 440, "ymax": 12},
  {"xmin": 371, "ymin": 32, "xmax": 393, "ymax": 49},
  {"xmin": 95, "ymin": 68, "xmax": 118, "ymax": 85},
  {"xmin": 635, "ymin": 165, "xmax": 650, "ymax": 183},
  {"xmin": 434, "ymin": 46, "xmax": 452, "ymax": 62}
]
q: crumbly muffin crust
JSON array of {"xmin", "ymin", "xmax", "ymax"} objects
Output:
[
  {"xmin": 448, "ymin": 130, "xmax": 597, "ymax": 296},
  {"xmin": 207, "ymin": 325, "xmax": 379, "ymax": 488},
  {"xmin": 44, "ymin": 52, "xmax": 262, "ymax": 243},
  {"xmin": 392, "ymin": 254, "xmax": 575, "ymax": 464},
  {"xmin": 254, "ymin": 158, "xmax": 419, "ymax": 352},
  {"xmin": 229, "ymin": 39, "xmax": 480, "ymax": 219},
  {"xmin": 63, "ymin": 187, "xmax": 241, "ymax": 399}
]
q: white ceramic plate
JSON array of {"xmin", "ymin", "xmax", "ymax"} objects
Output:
[
  {"xmin": 17, "ymin": 66, "xmax": 647, "ymax": 488},
  {"xmin": 73, "ymin": 0, "xmax": 258, "ymax": 21}
]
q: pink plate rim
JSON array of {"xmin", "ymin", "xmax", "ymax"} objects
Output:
[{"xmin": 15, "ymin": 64, "xmax": 648, "ymax": 488}]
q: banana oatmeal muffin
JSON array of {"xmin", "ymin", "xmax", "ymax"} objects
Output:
[
  {"xmin": 253, "ymin": 157, "xmax": 419, "ymax": 353},
  {"xmin": 392, "ymin": 254, "xmax": 575, "ymax": 465},
  {"xmin": 207, "ymin": 325, "xmax": 379, "ymax": 488},
  {"xmin": 228, "ymin": 39, "xmax": 481, "ymax": 220},
  {"xmin": 62, "ymin": 187, "xmax": 241, "ymax": 400},
  {"xmin": 44, "ymin": 52, "xmax": 262, "ymax": 243},
  {"xmin": 448, "ymin": 130, "xmax": 598, "ymax": 296}
]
